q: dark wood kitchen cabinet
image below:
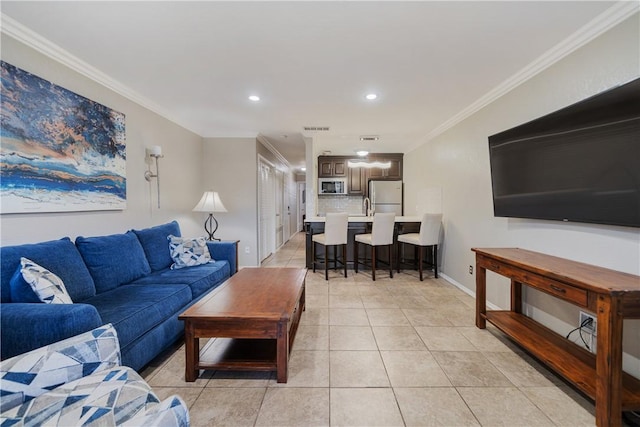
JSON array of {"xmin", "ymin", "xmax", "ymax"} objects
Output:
[
  {"xmin": 347, "ymin": 165, "xmax": 366, "ymax": 195},
  {"xmin": 368, "ymin": 154, "xmax": 403, "ymax": 179},
  {"xmin": 318, "ymin": 154, "xmax": 403, "ymax": 196},
  {"xmin": 318, "ymin": 157, "xmax": 347, "ymax": 177}
]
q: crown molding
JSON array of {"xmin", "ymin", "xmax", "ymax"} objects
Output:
[
  {"xmin": 1, "ymin": 13, "xmax": 198, "ymax": 135},
  {"xmin": 407, "ymin": 1, "xmax": 640, "ymax": 153},
  {"xmin": 257, "ymin": 134, "xmax": 291, "ymax": 169}
]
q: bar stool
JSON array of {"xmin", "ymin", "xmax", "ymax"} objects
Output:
[
  {"xmin": 397, "ymin": 213, "xmax": 442, "ymax": 280},
  {"xmin": 354, "ymin": 212, "xmax": 396, "ymax": 281},
  {"xmin": 312, "ymin": 212, "xmax": 349, "ymax": 280}
]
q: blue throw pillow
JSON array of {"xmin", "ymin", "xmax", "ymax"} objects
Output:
[
  {"xmin": 132, "ymin": 221, "xmax": 181, "ymax": 271},
  {"xmin": 76, "ymin": 231, "xmax": 151, "ymax": 293},
  {"xmin": 0, "ymin": 238, "xmax": 96, "ymax": 303}
]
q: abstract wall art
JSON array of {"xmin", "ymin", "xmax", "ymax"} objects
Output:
[{"xmin": 1, "ymin": 61, "xmax": 126, "ymax": 213}]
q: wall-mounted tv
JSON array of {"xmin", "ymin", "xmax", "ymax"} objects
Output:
[{"xmin": 488, "ymin": 78, "xmax": 640, "ymax": 228}]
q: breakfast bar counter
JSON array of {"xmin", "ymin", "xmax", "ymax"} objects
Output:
[
  {"xmin": 305, "ymin": 216, "xmax": 421, "ymax": 223},
  {"xmin": 304, "ymin": 216, "xmax": 422, "ymax": 270}
]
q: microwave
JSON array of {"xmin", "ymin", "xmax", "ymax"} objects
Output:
[{"xmin": 319, "ymin": 178, "xmax": 347, "ymax": 194}]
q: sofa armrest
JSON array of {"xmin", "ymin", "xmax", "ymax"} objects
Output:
[
  {"xmin": 207, "ymin": 241, "xmax": 238, "ymax": 274},
  {"xmin": 0, "ymin": 303, "xmax": 103, "ymax": 360},
  {"xmin": 122, "ymin": 395, "xmax": 190, "ymax": 427},
  {"xmin": 0, "ymin": 323, "xmax": 119, "ymax": 412}
]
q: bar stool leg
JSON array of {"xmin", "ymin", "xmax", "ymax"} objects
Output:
[
  {"xmin": 419, "ymin": 245, "xmax": 424, "ymax": 281},
  {"xmin": 389, "ymin": 244, "xmax": 393, "ymax": 278},
  {"xmin": 372, "ymin": 246, "xmax": 376, "ymax": 281},
  {"xmin": 312, "ymin": 242, "xmax": 316, "ymax": 273},
  {"xmin": 397, "ymin": 241, "xmax": 401, "ymax": 273},
  {"xmin": 434, "ymin": 244, "xmax": 438, "ymax": 279},
  {"xmin": 343, "ymin": 244, "xmax": 347, "ymax": 277},
  {"xmin": 324, "ymin": 245, "xmax": 329, "ymax": 281},
  {"xmin": 354, "ymin": 241, "xmax": 359, "ymax": 274}
]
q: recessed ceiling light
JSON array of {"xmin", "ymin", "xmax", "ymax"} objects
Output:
[
  {"xmin": 365, "ymin": 93, "xmax": 377, "ymax": 100},
  {"xmin": 301, "ymin": 167, "xmax": 307, "ymax": 172},
  {"xmin": 356, "ymin": 150, "xmax": 369, "ymax": 156},
  {"xmin": 248, "ymin": 95, "xmax": 260, "ymax": 101}
]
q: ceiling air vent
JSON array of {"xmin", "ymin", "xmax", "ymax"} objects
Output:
[
  {"xmin": 303, "ymin": 126, "xmax": 330, "ymax": 131},
  {"xmin": 360, "ymin": 135, "xmax": 379, "ymax": 141}
]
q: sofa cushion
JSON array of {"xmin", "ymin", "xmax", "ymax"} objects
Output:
[
  {"xmin": 129, "ymin": 260, "xmax": 230, "ymax": 299},
  {"xmin": 12, "ymin": 258, "xmax": 73, "ymax": 304},
  {"xmin": 82, "ymin": 284, "xmax": 191, "ymax": 349},
  {"xmin": 0, "ymin": 238, "xmax": 96, "ymax": 303},
  {"xmin": 76, "ymin": 231, "xmax": 151, "ymax": 293},
  {"xmin": 168, "ymin": 235, "xmax": 213, "ymax": 269},
  {"xmin": 8, "ymin": 267, "xmax": 40, "ymax": 303},
  {"xmin": 132, "ymin": 221, "xmax": 181, "ymax": 272}
]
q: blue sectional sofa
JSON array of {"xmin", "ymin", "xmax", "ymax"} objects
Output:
[{"xmin": 0, "ymin": 221, "xmax": 237, "ymax": 371}]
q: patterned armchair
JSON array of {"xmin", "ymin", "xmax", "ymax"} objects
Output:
[{"xmin": 0, "ymin": 324, "xmax": 189, "ymax": 426}]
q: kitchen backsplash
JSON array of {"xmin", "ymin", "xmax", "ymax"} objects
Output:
[{"xmin": 317, "ymin": 195, "xmax": 364, "ymax": 216}]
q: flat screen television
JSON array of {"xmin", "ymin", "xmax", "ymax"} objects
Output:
[{"xmin": 488, "ymin": 78, "xmax": 640, "ymax": 228}]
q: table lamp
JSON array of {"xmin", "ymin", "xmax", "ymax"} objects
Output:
[{"xmin": 193, "ymin": 191, "xmax": 227, "ymax": 241}]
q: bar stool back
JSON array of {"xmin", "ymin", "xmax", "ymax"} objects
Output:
[
  {"xmin": 397, "ymin": 213, "xmax": 442, "ymax": 280},
  {"xmin": 312, "ymin": 212, "xmax": 349, "ymax": 280},
  {"xmin": 354, "ymin": 212, "xmax": 396, "ymax": 281}
]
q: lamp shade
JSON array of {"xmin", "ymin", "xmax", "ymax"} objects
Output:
[{"xmin": 193, "ymin": 191, "xmax": 228, "ymax": 213}]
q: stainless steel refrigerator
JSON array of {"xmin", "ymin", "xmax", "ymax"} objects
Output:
[{"xmin": 369, "ymin": 180, "xmax": 403, "ymax": 215}]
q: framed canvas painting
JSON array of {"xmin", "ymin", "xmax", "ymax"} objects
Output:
[{"xmin": 0, "ymin": 61, "xmax": 126, "ymax": 213}]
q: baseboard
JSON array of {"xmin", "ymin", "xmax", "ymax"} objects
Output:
[{"xmin": 439, "ymin": 272, "xmax": 501, "ymax": 310}]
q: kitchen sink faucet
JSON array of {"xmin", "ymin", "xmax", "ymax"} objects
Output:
[{"xmin": 364, "ymin": 197, "xmax": 374, "ymax": 216}]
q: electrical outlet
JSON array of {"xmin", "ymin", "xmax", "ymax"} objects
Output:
[
  {"xmin": 579, "ymin": 311, "xmax": 597, "ymax": 335},
  {"xmin": 245, "ymin": 246, "xmax": 250, "ymax": 254},
  {"xmin": 469, "ymin": 265, "xmax": 473, "ymax": 275}
]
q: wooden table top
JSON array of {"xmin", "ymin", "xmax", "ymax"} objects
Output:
[
  {"xmin": 472, "ymin": 247, "xmax": 640, "ymax": 294},
  {"xmin": 179, "ymin": 267, "xmax": 307, "ymax": 321}
]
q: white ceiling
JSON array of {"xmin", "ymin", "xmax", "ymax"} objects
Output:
[{"xmin": 1, "ymin": 1, "xmax": 620, "ymax": 170}]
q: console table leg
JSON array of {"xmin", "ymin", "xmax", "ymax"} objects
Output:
[
  {"xmin": 476, "ymin": 265, "xmax": 487, "ymax": 329},
  {"xmin": 184, "ymin": 324, "xmax": 198, "ymax": 382},
  {"xmin": 511, "ymin": 280, "xmax": 522, "ymax": 314},
  {"xmin": 596, "ymin": 295, "xmax": 623, "ymax": 427}
]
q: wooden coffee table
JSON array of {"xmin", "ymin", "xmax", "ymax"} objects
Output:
[{"xmin": 178, "ymin": 267, "xmax": 306, "ymax": 383}]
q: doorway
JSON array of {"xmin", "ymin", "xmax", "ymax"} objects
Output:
[
  {"xmin": 258, "ymin": 156, "xmax": 276, "ymax": 263},
  {"xmin": 297, "ymin": 182, "xmax": 306, "ymax": 231}
]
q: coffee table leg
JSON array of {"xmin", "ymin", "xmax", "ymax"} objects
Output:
[
  {"xmin": 184, "ymin": 323, "xmax": 198, "ymax": 382},
  {"xmin": 276, "ymin": 321, "xmax": 288, "ymax": 383}
]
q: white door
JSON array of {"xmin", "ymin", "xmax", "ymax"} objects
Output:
[
  {"xmin": 275, "ymin": 169, "xmax": 284, "ymax": 249},
  {"xmin": 297, "ymin": 182, "xmax": 306, "ymax": 231},
  {"xmin": 258, "ymin": 157, "xmax": 276, "ymax": 262}
]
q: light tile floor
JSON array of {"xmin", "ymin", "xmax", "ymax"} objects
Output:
[{"xmin": 142, "ymin": 232, "xmax": 600, "ymax": 426}]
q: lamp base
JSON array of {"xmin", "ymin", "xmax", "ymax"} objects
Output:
[{"xmin": 204, "ymin": 214, "xmax": 221, "ymax": 241}]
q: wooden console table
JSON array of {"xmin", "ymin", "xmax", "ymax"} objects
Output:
[{"xmin": 473, "ymin": 248, "xmax": 640, "ymax": 427}]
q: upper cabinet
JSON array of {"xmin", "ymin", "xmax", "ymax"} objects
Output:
[
  {"xmin": 318, "ymin": 153, "xmax": 403, "ymax": 196},
  {"xmin": 367, "ymin": 154, "xmax": 403, "ymax": 180},
  {"xmin": 347, "ymin": 166, "xmax": 366, "ymax": 195},
  {"xmin": 318, "ymin": 157, "xmax": 347, "ymax": 177}
]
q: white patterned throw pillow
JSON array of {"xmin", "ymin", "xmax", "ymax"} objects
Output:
[
  {"xmin": 19, "ymin": 257, "xmax": 73, "ymax": 304},
  {"xmin": 168, "ymin": 235, "xmax": 214, "ymax": 269}
]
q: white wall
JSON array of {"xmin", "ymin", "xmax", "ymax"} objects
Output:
[
  {"xmin": 202, "ymin": 137, "xmax": 258, "ymax": 267},
  {"xmin": 0, "ymin": 34, "xmax": 206, "ymax": 244},
  {"xmin": 404, "ymin": 15, "xmax": 640, "ymax": 377}
]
